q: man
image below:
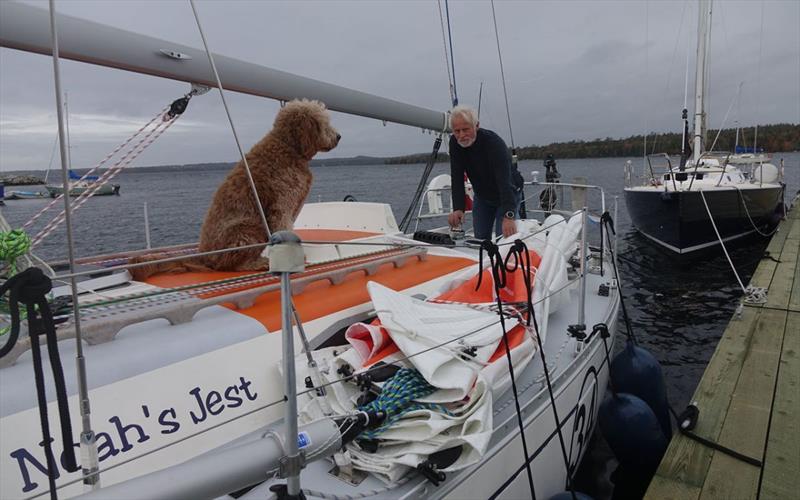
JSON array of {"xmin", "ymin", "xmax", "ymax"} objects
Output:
[{"xmin": 447, "ymin": 105, "xmax": 521, "ymax": 239}]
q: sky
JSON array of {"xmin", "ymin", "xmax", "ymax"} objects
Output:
[{"xmin": 1, "ymin": 0, "xmax": 798, "ymax": 171}]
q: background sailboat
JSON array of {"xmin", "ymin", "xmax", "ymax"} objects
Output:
[{"xmin": 624, "ymin": 0, "xmax": 784, "ymax": 254}]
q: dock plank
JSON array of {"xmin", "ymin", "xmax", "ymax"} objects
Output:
[
  {"xmin": 760, "ymin": 311, "xmax": 800, "ymax": 499},
  {"xmin": 765, "ymin": 228, "xmax": 798, "ymax": 310},
  {"xmin": 647, "ymin": 205, "xmax": 798, "ymax": 499},
  {"xmin": 646, "ymin": 474, "xmax": 701, "ymax": 500},
  {"xmin": 699, "ymin": 308, "xmax": 787, "ymax": 499},
  {"xmin": 644, "ymin": 305, "xmax": 762, "ymax": 494},
  {"xmin": 787, "ymin": 215, "xmax": 800, "ymax": 312},
  {"xmin": 749, "ymin": 212, "xmax": 792, "ymax": 291}
]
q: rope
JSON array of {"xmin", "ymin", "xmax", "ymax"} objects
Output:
[
  {"xmin": 399, "ymin": 135, "xmax": 444, "ymax": 232},
  {"xmin": 601, "ymin": 212, "xmax": 638, "ymax": 344},
  {"xmin": 490, "ymin": 0, "xmax": 515, "ymax": 149},
  {"xmin": 734, "ymin": 186, "xmax": 780, "ymax": 238},
  {"xmin": 357, "ymin": 368, "xmax": 449, "ymax": 439},
  {"xmin": 1, "ymin": 268, "xmax": 78, "ymax": 500},
  {"xmin": 31, "ymin": 114, "xmax": 179, "ymax": 247},
  {"xmin": 1, "ymin": 229, "xmax": 32, "ymax": 336},
  {"xmin": 477, "ymin": 238, "xmax": 536, "ymax": 499},
  {"xmin": 699, "ymin": 190, "xmax": 747, "ymax": 293},
  {"xmin": 23, "ymin": 105, "xmax": 169, "ymax": 231},
  {"xmin": 0, "ymin": 229, "xmax": 31, "ymax": 276}
]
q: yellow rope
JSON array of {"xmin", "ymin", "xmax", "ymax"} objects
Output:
[{"xmin": 1, "ymin": 229, "xmax": 32, "ymax": 335}]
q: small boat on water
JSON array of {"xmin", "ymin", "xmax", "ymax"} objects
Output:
[
  {"xmin": 624, "ymin": 0, "xmax": 784, "ymax": 254},
  {"xmin": 45, "ymin": 170, "xmax": 120, "ymax": 198},
  {"xmin": 4, "ymin": 190, "xmax": 48, "ymax": 200}
]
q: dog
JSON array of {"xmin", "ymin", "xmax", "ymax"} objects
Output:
[{"xmin": 130, "ymin": 99, "xmax": 340, "ymax": 280}]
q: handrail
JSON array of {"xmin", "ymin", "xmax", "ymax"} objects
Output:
[
  {"xmin": 0, "ymin": 247, "xmax": 427, "ymax": 367},
  {"xmin": 528, "ymin": 181, "xmax": 606, "ymax": 215}
]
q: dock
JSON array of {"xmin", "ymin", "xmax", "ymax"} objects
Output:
[{"xmin": 645, "ymin": 202, "xmax": 799, "ymax": 499}]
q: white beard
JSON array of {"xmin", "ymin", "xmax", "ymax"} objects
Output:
[{"xmin": 457, "ymin": 137, "xmax": 476, "ymax": 148}]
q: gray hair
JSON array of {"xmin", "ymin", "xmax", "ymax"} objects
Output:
[{"xmin": 449, "ymin": 105, "xmax": 479, "ymax": 128}]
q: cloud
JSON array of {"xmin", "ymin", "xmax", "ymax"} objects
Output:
[{"xmin": 1, "ymin": 0, "xmax": 797, "ymax": 171}]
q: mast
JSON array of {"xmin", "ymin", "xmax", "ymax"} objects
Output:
[
  {"xmin": 0, "ymin": 2, "xmax": 449, "ymax": 133},
  {"xmin": 692, "ymin": 0, "xmax": 713, "ymax": 162}
]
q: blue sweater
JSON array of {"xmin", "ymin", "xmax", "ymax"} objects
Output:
[{"xmin": 449, "ymin": 128, "xmax": 516, "ymax": 213}]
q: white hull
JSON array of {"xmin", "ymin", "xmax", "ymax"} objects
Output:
[
  {"xmin": 45, "ymin": 183, "xmax": 120, "ymax": 197},
  {"xmin": 1, "ymin": 202, "xmax": 619, "ymax": 499}
]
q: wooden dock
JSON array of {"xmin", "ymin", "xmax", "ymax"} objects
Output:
[{"xmin": 645, "ymin": 202, "xmax": 799, "ymax": 499}]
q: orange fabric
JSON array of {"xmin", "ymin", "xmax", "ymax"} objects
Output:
[
  {"xmin": 293, "ymin": 228, "xmax": 379, "ymax": 241},
  {"xmin": 362, "ymin": 249, "xmax": 540, "ymax": 367},
  {"xmin": 435, "ymin": 250, "xmax": 541, "ymax": 304},
  {"xmin": 146, "ymin": 254, "xmax": 474, "ymax": 332}
]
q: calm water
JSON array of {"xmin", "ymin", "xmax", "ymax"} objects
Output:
[{"xmin": 3, "ymin": 153, "xmax": 799, "ymax": 496}]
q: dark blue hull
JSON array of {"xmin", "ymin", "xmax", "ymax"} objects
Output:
[{"xmin": 624, "ymin": 186, "xmax": 784, "ymax": 254}]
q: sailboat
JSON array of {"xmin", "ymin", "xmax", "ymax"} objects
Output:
[
  {"xmin": 624, "ymin": 0, "xmax": 784, "ymax": 255},
  {"xmin": 0, "ymin": 3, "xmax": 620, "ymax": 499},
  {"xmin": 45, "ymin": 170, "xmax": 121, "ymax": 198}
]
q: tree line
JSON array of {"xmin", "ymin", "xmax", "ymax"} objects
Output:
[{"xmin": 385, "ymin": 123, "xmax": 799, "ymax": 164}]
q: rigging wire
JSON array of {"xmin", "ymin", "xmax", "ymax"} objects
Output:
[
  {"xmin": 443, "ymin": 0, "xmax": 459, "ymax": 106},
  {"xmin": 753, "ymin": 1, "xmax": 765, "ymax": 153},
  {"xmin": 707, "ymin": 82, "xmax": 743, "ymax": 152},
  {"xmin": 642, "ymin": 0, "xmax": 649, "ymax": 165},
  {"xmin": 437, "ymin": 0, "xmax": 456, "ymax": 106},
  {"xmin": 188, "ymin": 0, "xmax": 272, "ymax": 240},
  {"xmin": 490, "ymin": 0, "xmax": 515, "ymax": 149},
  {"xmin": 45, "ymin": 0, "xmax": 99, "ymax": 492},
  {"xmin": 650, "ymin": 0, "xmax": 691, "ymax": 155}
]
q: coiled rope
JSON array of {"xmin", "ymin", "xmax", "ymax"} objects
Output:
[
  {"xmin": 1, "ymin": 229, "xmax": 33, "ymax": 336},
  {"xmin": 357, "ymin": 368, "xmax": 450, "ymax": 439},
  {"xmin": 1, "ymin": 229, "xmax": 31, "ymax": 276}
]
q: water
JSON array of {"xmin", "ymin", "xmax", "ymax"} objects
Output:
[{"xmin": 2, "ymin": 153, "xmax": 799, "ymax": 496}]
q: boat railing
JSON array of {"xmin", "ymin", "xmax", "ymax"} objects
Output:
[
  {"xmin": 526, "ymin": 180, "xmax": 607, "ymax": 217},
  {"xmin": 0, "ymin": 245, "xmax": 427, "ymax": 368}
]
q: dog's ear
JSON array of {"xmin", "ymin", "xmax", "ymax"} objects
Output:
[{"xmin": 296, "ymin": 107, "xmax": 325, "ymax": 159}]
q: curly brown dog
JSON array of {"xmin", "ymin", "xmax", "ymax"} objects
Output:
[{"xmin": 130, "ymin": 99, "xmax": 339, "ymax": 280}]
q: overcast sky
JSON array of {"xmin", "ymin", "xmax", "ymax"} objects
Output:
[{"xmin": 1, "ymin": 0, "xmax": 798, "ymax": 171}]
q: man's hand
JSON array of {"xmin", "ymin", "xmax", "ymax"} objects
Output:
[
  {"xmin": 448, "ymin": 210, "xmax": 465, "ymax": 228},
  {"xmin": 502, "ymin": 217, "xmax": 517, "ymax": 238}
]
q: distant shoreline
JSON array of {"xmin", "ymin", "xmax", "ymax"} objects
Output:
[{"xmin": 2, "ymin": 123, "xmax": 796, "ymax": 178}]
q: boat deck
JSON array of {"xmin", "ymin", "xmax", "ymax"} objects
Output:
[{"xmin": 645, "ymin": 201, "xmax": 799, "ymax": 499}]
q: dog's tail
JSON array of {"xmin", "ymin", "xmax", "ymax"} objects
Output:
[{"xmin": 128, "ymin": 253, "xmax": 213, "ymax": 281}]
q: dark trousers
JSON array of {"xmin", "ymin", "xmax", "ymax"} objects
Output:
[{"xmin": 472, "ymin": 191, "xmax": 522, "ymax": 240}]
